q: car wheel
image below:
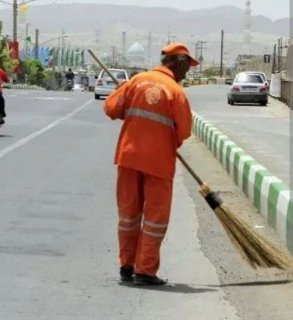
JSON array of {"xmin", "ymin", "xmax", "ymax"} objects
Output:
[
  {"xmin": 230, "ymin": 100, "xmax": 235, "ymax": 105},
  {"xmin": 95, "ymin": 94, "xmax": 100, "ymax": 100},
  {"xmin": 260, "ymin": 101, "xmax": 267, "ymax": 106}
]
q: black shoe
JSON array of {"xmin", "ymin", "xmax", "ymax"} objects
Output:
[
  {"xmin": 120, "ymin": 266, "xmax": 134, "ymax": 282},
  {"xmin": 133, "ymin": 273, "xmax": 168, "ymax": 286},
  {"xmin": 0, "ymin": 118, "xmax": 4, "ymax": 125}
]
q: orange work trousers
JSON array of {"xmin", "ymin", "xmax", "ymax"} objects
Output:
[{"xmin": 117, "ymin": 166, "xmax": 173, "ymax": 276}]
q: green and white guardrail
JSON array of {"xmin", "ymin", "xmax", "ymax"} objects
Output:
[{"xmin": 192, "ymin": 113, "xmax": 293, "ymax": 253}]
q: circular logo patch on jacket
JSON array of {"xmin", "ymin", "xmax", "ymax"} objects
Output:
[{"xmin": 145, "ymin": 86, "xmax": 161, "ymax": 104}]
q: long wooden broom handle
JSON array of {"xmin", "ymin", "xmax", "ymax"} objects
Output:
[
  {"xmin": 176, "ymin": 152, "xmax": 204, "ymax": 186},
  {"xmin": 88, "ymin": 49, "xmax": 204, "ymax": 186},
  {"xmin": 88, "ymin": 49, "xmax": 119, "ymax": 85}
]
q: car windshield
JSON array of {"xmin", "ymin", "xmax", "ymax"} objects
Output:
[
  {"xmin": 235, "ymin": 74, "xmax": 263, "ymax": 84},
  {"xmin": 101, "ymin": 70, "xmax": 127, "ymax": 80}
]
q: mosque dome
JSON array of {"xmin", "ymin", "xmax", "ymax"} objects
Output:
[
  {"xmin": 101, "ymin": 52, "xmax": 111, "ymax": 59},
  {"xmin": 127, "ymin": 42, "xmax": 145, "ymax": 56}
]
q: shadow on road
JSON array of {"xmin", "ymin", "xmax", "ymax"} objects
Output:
[
  {"xmin": 0, "ymin": 134, "xmax": 13, "ymax": 138},
  {"xmin": 119, "ymin": 281, "xmax": 218, "ymax": 294},
  {"xmin": 212, "ymin": 279, "xmax": 293, "ymax": 287},
  {"xmin": 119, "ymin": 279, "xmax": 293, "ymax": 292}
]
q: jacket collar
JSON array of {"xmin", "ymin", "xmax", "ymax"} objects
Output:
[{"xmin": 152, "ymin": 65, "xmax": 175, "ymax": 80}]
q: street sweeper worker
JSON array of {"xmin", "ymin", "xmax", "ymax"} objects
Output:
[{"xmin": 104, "ymin": 42, "xmax": 199, "ymax": 285}]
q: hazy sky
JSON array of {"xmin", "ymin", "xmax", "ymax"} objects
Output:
[{"xmin": 0, "ymin": 0, "xmax": 290, "ymax": 20}]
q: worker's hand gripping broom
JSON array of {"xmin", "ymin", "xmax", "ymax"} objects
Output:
[{"xmin": 88, "ymin": 49, "xmax": 293, "ymax": 270}]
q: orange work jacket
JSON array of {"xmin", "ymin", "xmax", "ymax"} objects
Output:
[{"xmin": 104, "ymin": 66, "xmax": 192, "ymax": 180}]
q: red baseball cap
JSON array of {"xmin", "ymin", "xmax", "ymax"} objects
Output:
[{"xmin": 161, "ymin": 42, "xmax": 199, "ymax": 66}]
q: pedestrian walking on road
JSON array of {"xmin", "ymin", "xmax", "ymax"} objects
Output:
[
  {"xmin": 0, "ymin": 67, "xmax": 9, "ymax": 125},
  {"xmin": 104, "ymin": 43, "xmax": 199, "ymax": 285}
]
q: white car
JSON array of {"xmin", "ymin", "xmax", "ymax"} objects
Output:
[
  {"xmin": 227, "ymin": 72, "xmax": 269, "ymax": 106},
  {"xmin": 94, "ymin": 69, "xmax": 129, "ymax": 99}
]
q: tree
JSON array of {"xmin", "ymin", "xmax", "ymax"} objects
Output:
[
  {"xmin": 19, "ymin": 59, "xmax": 46, "ymax": 85},
  {"xmin": 0, "ymin": 37, "xmax": 18, "ymax": 74}
]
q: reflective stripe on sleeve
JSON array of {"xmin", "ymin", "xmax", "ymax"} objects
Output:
[{"xmin": 124, "ymin": 108, "xmax": 175, "ymax": 128}]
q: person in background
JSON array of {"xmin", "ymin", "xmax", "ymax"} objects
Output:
[
  {"xmin": 65, "ymin": 68, "xmax": 75, "ymax": 82},
  {"xmin": 0, "ymin": 67, "xmax": 9, "ymax": 125},
  {"xmin": 65, "ymin": 68, "xmax": 75, "ymax": 91},
  {"xmin": 104, "ymin": 43, "xmax": 199, "ymax": 285}
]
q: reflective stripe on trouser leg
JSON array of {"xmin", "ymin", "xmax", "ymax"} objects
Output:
[
  {"xmin": 135, "ymin": 173, "xmax": 173, "ymax": 276},
  {"xmin": 117, "ymin": 166, "xmax": 144, "ymax": 267}
]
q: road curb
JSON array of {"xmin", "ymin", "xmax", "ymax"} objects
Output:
[
  {"xmin": 4, "ymin": 84, "xmax": 45, "ymax": 91},
  {"xmin": 192, "ymin": 113, "xmax": 293, "ymax": 253}
]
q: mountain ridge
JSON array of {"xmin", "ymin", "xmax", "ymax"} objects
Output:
[{"xmin": 0, "ymin": 3, "xmax": 289, "ymax": 36}]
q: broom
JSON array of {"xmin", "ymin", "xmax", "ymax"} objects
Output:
[
  {"xmin": 176, "ymin": 152, "xmax": 293, "ymax": 270},
  {"xmin": 88, "ymin": 49, "xmax": 293, "ymax": 270}
]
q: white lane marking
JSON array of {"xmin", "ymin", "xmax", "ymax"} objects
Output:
[
  {"xmin": 32, "ymin": 97, "xmax": 70, "ymax": 101},
  {"xmin": 0, "ymin": 98, "xmax": 94, "ymax": 159}
]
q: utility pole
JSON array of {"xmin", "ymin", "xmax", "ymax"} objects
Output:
[
  {"xmin": 121, "ymin": 31, "xmax": 126, "ymax": 66},
  {"xmin": 220, "ymin": 29, "xmax": 224, "ymax": 78},
  {"xmin": 34, "ymin": 28, "xmax": 39, "ymax": 59},
  {"xmin": 25, "ymin": 22, "xmax": 30, "ymax": 58},
  {"xmin": 13, "ymin": 0, "xmax": 17, "ymax": 41},
  {"xmin": 167, "ymin": 31, "xmax": 171, "ymax": 45},
  {"xmin": 111, "ymin": 46, "xmax": 116, "ymax": 66},
  {"xmin": 61, "ymin": 29, "xmax": 66, "ymax": 72},
  {"xmin": 278, "ymin": 37, "xmax": 283, "ymax": 73},
  {"xmin": 272, "ymin": 44, "xmax": 277, "ymax": 73},
  {"xmin": 196, "ymin": 40, "xmax": 207, "ymax": 74}
]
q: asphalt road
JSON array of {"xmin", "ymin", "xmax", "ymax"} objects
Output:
[
  {"xmin": 185, "ymin": 85, "xmax": 291, "ymax": 185},
  {"xmin": 0, "ymin": 89, "xmax": 292, "ymax": 320}
]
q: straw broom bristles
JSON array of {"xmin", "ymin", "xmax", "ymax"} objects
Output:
[
  {"xmin": 177, "ymin": 152, "xmax": 293, "ymax": 270},
  {"xmin": 199, "ymin": 184, "xmax": 293, "ymax": 270}
]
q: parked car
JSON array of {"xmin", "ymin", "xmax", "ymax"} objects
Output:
[
  {"xmin": 94, "ymin": 69, "xmax": 129, "ymax": 99},
  {"xmin": 227, "ymin": 72, "xmax": 269, "ymax": 106},
  {"xmin": 225, "ymin": 78, "xmax": 234, "ymax": 85}
]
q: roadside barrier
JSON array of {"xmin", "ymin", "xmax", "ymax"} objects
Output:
[
  {"xmin": 4, "ymin": 84, "xmax": 45, "ymax": 91},
  {"xmin": 192, "ymin": 113, "xmax": 293, "ymax": 253}
]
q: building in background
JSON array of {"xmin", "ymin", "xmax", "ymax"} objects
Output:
[{"xmin": 126, "ymin": 42, "xmax": 145, "ymax": 67}]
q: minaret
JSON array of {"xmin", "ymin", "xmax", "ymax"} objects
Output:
[{"xmin": 243, "ymin": 0, "xmax": 252, "ymax": 53}]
